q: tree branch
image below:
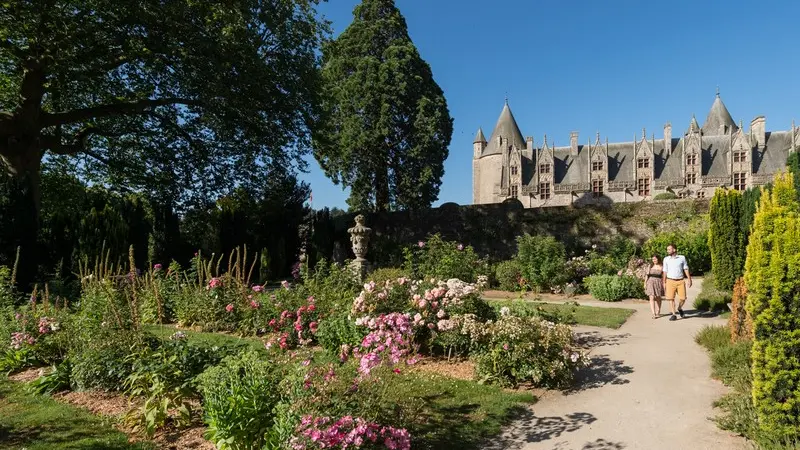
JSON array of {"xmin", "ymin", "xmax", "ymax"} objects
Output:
[{"xmin": 42, "ymin": 97, "xmax": 202, "ymax": 127}]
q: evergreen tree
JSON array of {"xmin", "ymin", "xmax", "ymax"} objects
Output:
[
  {"xmin": 708, "ymin": 188, "xmax": 744, "ymax": 291},
  {"xmin": 313, "ymin": 0, "xmax": 453, "ymax": 212},
  {"xmin": 744, "ymin": 172, "xmax": 800, "ymax": 440}
]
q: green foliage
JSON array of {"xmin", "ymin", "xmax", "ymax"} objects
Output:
[
  {"xmin": 367, "ymin": 267, "xmax": 410, "ymax": 287},
  {"xmin": 584, "ymin": 274, "xmax": 646, "ymax": 302},
  {"xmin": 708, "ymin": 188, "xmax": 745, "ymax": 291},
  {"xmin": 695, "ymin": 325, "xmax": 732, "ymax": 353},
  {"xmin": 197, "ymin": 350, "xmax": 285, "ymax": 450},
  {"xmin": 654, "ymin": 192, "xmax": 678, "ymax": 200},
  {"xmin": 494, "ymin": 259, "xmax": 523, "ymax": 291},
  {"xmin": 313, "ymin": 0, "xmax": 453, "ymax": 211},
  {"xmin": 465, "ymin": 315, "xmax": 586, "ymax": 387},
  {"xmin": 404, "ymin": 234, "xmax": 487, "ymax": 283},
  {"xmin": 26, "ymin": 360, "xmax": 72, "ymax": 396},
  {"xmin": 69, "ymin": 327, "xmax": 141, "ymax": 391},
  {"xmin": 515, "ymin": 234, "xmax": 567, "ymax": 291},
  {"xmin": 744, "ymin": 173, "xmax": 800, "ymax": 441},
  {"xmin": 643, "ymin": 230, "xmax": 711, "ymax": 274},
  {"xmin": 315, "ymin": 314, "xmax": 367, "ymax": 356},
  {"xmin": 740, "ymin": 186, "xmax": 764, "ymax": 246},
  {"xmin": 693, "ymin": 273, "xmax": 732, "ymax": 312}
]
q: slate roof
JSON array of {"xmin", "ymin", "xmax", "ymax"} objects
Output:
[
  {"xmin": 703, "ymin": 95, "xmax": 737, "ymax": 134},
  {"xmin": 481, "ymin": 102, "xmax": 526, "ymax": 157},
  {"xmin": 474, "ymin": 128, "xmax": 486, "ymax": 143}
]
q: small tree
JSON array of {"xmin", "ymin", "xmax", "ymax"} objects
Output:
[
  {"xmin": 515, "ymin": 234, "xmax": 566, "ymax": 292},
  {"xmin": 728, "ymin": 277, "xmax": 752, "ymax": 343},
  {"xmin": 744, "ymin": 172, "xmax": 800, "ymax": 440},
  {"xmin": 708, "ymin": 188, "xmax": 744, "ymax": 291}
]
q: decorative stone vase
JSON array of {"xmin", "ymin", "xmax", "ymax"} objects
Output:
[{"xmin": 348, "ymin": 214, "xmax": 372, "ymax": 280}]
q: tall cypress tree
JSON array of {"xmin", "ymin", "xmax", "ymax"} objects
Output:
[
  {"xmin": 313, "ymin": 0, "xmax": 453, "ymax": 212},
  {"xmin": 744, "ymin": 172, "xmax": 800, "ymax": 440},
  {"xmin": 708, "ymin": 188, "xmax": 744, "ymax": 291}
]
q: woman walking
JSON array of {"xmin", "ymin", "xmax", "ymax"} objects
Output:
[{"xmin": 645, "ymin": 255, "xmax": 665, "ymax": 319}]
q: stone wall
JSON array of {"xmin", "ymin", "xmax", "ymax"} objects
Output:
[{"xmin": 317, "ymin": 199, "xmax": 710, "ymax": 267}]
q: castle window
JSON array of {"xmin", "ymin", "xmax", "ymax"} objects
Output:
[
  {"xmin": 678, "ymin": 191, "xmax": 688, "ymax": 199},
  {"xmin": 592, "ymin": 160, "xmax": 604, "ymax": 171},
  {"xmin": 539, "ymin": 164, "xmax": 551, "ymax": 174},
  {"xmin": 539, "ymin": 183, "xmax": 551, "ymax": 200},
  {"xmin": 686, "ymin": 153, "xmax": 697, "ymax": 165},
  {"xmin": 510, "ymin": 185, "xmax": 518, "ymax": 198},
  {"xmin": 733, "ymin": 172, "xmax": 746, "ymax": 191},
  {"xmin": 592, "ymin": 180, "xmax": 604, "ymax": 198},
  {"xmin": 637, "ymin": 158, "xmax": 650, "ymax": 169},
  {"xmin": 686, "ymin": 173, "xmax": 697, "ymax": 185},
  {"xmin": 510, "ymin": 165, "xmax": 518, "ymax": 176},
  {"xmin": 733, "ymin": 151, "xmax": 747, "ymax": 163},
  {"xmin": 697, "ymin": 190, "xmax": 706, "ymax": 199},
  {"xmin": 637, "ymin": 178, "xmax": 651, "ymax": 197}
]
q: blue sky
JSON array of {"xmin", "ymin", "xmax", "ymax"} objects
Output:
[{"xmin": 303, "ymin": 0, "xmax": 800, "ymax": 209}]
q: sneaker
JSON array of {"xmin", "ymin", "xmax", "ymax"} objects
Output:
[
  {"xmin": 669, "ymin": 314, "xmax": 677, "ymax": 321},
  {"xmin": 678, "ymin": 308, "xmax": 685, "ymax": 318}
]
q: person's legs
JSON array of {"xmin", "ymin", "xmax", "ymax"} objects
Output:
[
  {"xmin": 676, "ymin": 281, "xmax": 687, "ymax": 318},
  {"xmin": 649, "ymin": 295, "xmax": 657, "ymax": 318},
  {"xmin": 655, "ymin": 297, "xmax": 662, "ymax": 315},
  {"xmin": 665, "ymin": 279, "xmax": 678, "ymax": 320}
]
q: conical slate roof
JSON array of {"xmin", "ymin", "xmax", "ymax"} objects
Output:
[
  {"xmin": 688, "ymin": 115, "xmax": 700, "ymax": 134},
  {"xmin": 702, "ymin": 93, "xmax": 737, "ymax": 135},
  {"xmin": 482, "ymin": 102, "xmax": 526, "ymax": 156},
  {"xmin": 474, "ymin": 127, "xmax": 486, "ymax": 143}
]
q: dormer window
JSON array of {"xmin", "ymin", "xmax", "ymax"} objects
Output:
[
  {"xmin": 592, "ymin": 160, "xmax": 604, "ymax": 171},
  {"xmin": 733, "ymin": 151, "xmax": 747, "ymax": 163},
  {"xmin": 539, "ymin": 164, "xmax": 551, "ymax": 174},
  {"xmin": 637, "ymin": 158, "xmax": 650, "ymax": 169},
  {"xmin": 510, "ymin": 165, "xmax": 518, "ymax": 176},
  {"xmin": 510, "ymin": 185, "xmax": 518, "ymax": 198},
  {"xmin": 686, "ymin": 154, "xmax": 697, "ymax": 165}
]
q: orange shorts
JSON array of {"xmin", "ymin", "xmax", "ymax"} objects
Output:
[{"xmin": 665, "ymin": 278, "xmax": 686, "ymax": 300}]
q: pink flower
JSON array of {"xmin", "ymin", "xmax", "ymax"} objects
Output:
[
  {"xmin": 252, "ymin": 285, "xmax": 264, "ymax": 292},
  {"xmin": 307, "ymin": 295, "xmax": 315, "ymax": 304},
  {"xmin": 250, "ymin": 300, "xmax": 260, "ymax": 309},
  {"xmin": 281, "ymin": 280, "xmax": 291, "ymax": 289},
  {"xmin": 503, "ymin": 343, "xmax": 509, "ymax": 351},
  {"xmin": 309, "ymin": 321, "xmax": 318, "ymax": 333},
  {"xmin": 307, "ymin": 304, "xmax": 316, "ymax": 312},
  {"xmin": 208, "ymin": 277, "xmax": 222, "ymax": 289},
  {"xmin": 153, "ymin": 263, "xmax": 163, "ymax": 270},
  {"xmin": 417, "ymin": 241, "xmax": 425, "ymax": 248},
  {"xmin": 457, "ymin": 243, "xmax": 464, "ymax": 251},
  {"xmin": 393, "ymin": 368, "xmax": 401, "ymax": 374},
  {"xmin": 225, "ymin": 303, "xmax": 234, "ymax": 312}
]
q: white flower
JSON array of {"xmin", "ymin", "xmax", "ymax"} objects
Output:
[{"xmin": 499, "ymin": 306, "xmax": 511, "ymax": 317}]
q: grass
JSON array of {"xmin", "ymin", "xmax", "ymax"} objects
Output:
[
  {"xmin": 143, "ymin": 324, "xmax": 266, "ymax": 351},
  {"xmin": 0, "ymin": 378, "xmax": 152, "ymax": 450},
  {"xmin": 693, "ymin": 273, "xmax": 733, "ymax": 312},
  {"xmin": 487, "ymin": 299, "xmax": 635, "ymax": 329},
  {"xmin": 386, "ymin": 371, "xmax": 535, "ymax": 450}
]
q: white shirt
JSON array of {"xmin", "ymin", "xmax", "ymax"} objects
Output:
[{"xmin": 663, "ymin": 255, "xmax": 689, "ymax": 280}]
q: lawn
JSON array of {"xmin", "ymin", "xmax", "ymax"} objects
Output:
[
  {"xmin": 0, "ymin": 378, "xmax": 152, "ymax": 450},
  {"xmin": 143, "ymin": 323, "xmax": 266, "ymax": 351},
  {"xmin": 487, "ymin": 299, "xmax": 635, "ymax": 329},
  {"xmin": 384, "ymin": 372, "xmax": 535, "ymax": 449}
]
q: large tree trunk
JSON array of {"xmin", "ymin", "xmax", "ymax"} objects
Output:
[{"xmin": 0, "ymin": 133, "xmax": 43, "ymax": 290}]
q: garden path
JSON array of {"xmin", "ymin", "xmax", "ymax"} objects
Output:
[{"xmin": 489, "ymin": 278, "xmax": 749, "ymax": 450}]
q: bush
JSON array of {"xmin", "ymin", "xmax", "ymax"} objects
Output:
[
  {"xmin": 27, "ymin": 360, "xmax": 72, "ymax": 395},
  {"xmin": 463, "ymin": 314, "xmax": 586, "ymax": 387},
  {"xmin": 515, "ymin": 234, "xmax": 566, "ymax": 291},
  {"xmin": 367, "ymin": 267, "xmax": 409, "ymax": 287},
  {"xmin": 494, "ymin": 260, "xmax": 522, "ymax": 291},
  {"xmin": 584, "ymin": 275, "xmax": 645, "ymax": 302},
  {"xmin": 729, "ymin": 277, "xmax": 752, "ymax": 342},
  {"xmin": 693, "ymin": 274, "xmax": 732, "ymax": 312},
  {"xmin": 744, "ymin": 173, "xmax": 800, "ymax": 441},
  {"xmin": 404, "ymin": 234, "xmax": 487, "ymax": 283},
  {"xmin": 708, "ymin": 189, "xmax": 745, "ymax": 291},
  {"xmin": 695, "ymin": 325, "xmax": 733, "ymax": 353},
  {"xmin": 197, "ymin": 350, "xmax": 286, "ymax": 450},
  {"xmin": 315, "ymin": 314, "xmax": 367, "ymax": 356},
  {"xmin": 710, "ymin": 340, "xmax": 752, "ymax": 386},
  {"xmin": 654, "ymin": 192, "xmax": 677, "ymax": 200},
  {"xmin": 643, "ymin": 230, "xmax": 711, "ymax": 274}
]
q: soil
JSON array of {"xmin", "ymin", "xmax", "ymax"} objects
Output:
[
  {"xmin": 54, "ymin": 390, "xmax": 136, "ymax": 417},
  {"xmin": 414, "ymin": 356, "xmax": 476, "ymax": 381},
  {"xmin": 8, "ymin": 367, "xmax": 44, "ymax": 382}
]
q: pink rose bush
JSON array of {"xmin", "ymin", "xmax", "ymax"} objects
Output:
[{"xmin": 291, "ymin": 416, "xmax": 411, "ymax": 450}]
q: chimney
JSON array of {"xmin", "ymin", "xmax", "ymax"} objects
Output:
[
  {"xmin": 570, "ymin": 131, "xmax": 579, "ymax": 156},
  {"xmin": 664, "ymin": 123, "xmax": 672, "ymax": 154},
  {"xmin": 751, "ymin": 116, "xmax": 766, "ymax": 148}
]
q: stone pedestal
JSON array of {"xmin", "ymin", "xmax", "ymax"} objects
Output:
[{"xmin": 348, "ymin": 214, "xmax": 372, "ymax": 282}]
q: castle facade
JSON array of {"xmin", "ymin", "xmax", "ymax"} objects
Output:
[{"xmin": 472, "ymin": 93, "xmax": 799, "ymax": 207}]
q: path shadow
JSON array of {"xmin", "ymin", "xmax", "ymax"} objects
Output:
[
  {"xmin": 485, "ymin": 409, "xmax": 598, "ymax": 449},
  {"xmin": 551, "ymin": 439, "xmax": 627, "ymax": 450},
  {"xmin": 565, "ymin": 355, "xmax": 634, "ymax": 393},
  {"xmin": 574, "ymin": 331, "xmax": 631, "ymax": 348}
]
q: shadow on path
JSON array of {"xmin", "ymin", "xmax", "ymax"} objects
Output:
[
  {"xmin": 486, "ymin": 409, "xmax": 598, "ymax": 449},
  {"xmin": 574, "ymin": 332, "xmax": 631, "ymax": 348},
  {"xmin": 565, "ymin": 355, "xmax": 634, "ymax": 393}
]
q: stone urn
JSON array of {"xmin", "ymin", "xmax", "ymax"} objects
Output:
[{"xmin": 347, "ymin": 214, "xmax": 372, "ymax": 279}]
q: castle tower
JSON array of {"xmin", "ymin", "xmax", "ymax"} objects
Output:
[
  {"xmin": 703, "ymin": 90, "xmax": 737, "ymax": 135},
  {"xmin": 473, "ymin": 100, "xmax": 526, "ymax": 205},
  {"xmin": 473, "ymin": 127, "xmax": 487, "ymax": 158}
]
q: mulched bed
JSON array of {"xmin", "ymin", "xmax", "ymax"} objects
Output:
[{"xmin": 8, "ymin": 367, "xmax": 44, "ymax": 382}]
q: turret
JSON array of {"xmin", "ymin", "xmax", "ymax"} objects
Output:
[
  {"xmin": 473, "ymin": 127, "xmax": 487, "ymax": 158},
  {"xmin": 664, "ymin": 123, "xmax": 672, "ymax": 154},
  {"xmin": 750, "ymin": 116, "xmax": 765, "ymax": 149}
]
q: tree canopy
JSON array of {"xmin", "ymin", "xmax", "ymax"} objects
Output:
[
  {"xmin": 312, "ymin": 0, "xmax": 453, "ymax": 212},
  {"xmin": 0, "ymin": 0, "xmax": 328, "ymax": 206}
]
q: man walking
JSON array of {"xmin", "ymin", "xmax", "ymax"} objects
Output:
[{"xmin": 662, "ymin": 243, "xmax": 692, "ymax": 321}]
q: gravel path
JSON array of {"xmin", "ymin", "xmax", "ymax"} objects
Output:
[{"xmin": 489, "ymin": 279, "xmax": 748, "ymax": 450}]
